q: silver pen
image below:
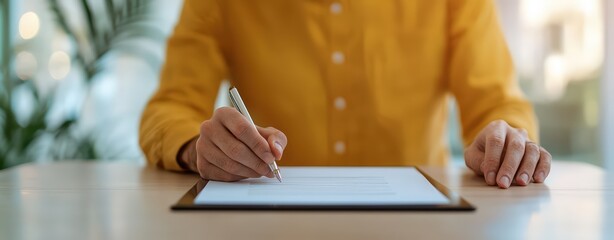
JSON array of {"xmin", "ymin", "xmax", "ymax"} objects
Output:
[{"xmin": 229, "ymin": 87, "xmax": 283, "ymax": 182}]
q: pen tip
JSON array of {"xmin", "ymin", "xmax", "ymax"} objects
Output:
[{"xmin": 275, "ymin": 174, "xmax": 282, "ymax": 183}]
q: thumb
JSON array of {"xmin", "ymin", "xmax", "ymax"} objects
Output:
[{"xmin": 257, "ymin": 126, "xmax": 287, "ymax": 160}]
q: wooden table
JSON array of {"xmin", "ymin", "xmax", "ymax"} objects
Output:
[{"xmin": 0, "ymin": 161, "xmax": 612, "ymax": 240}]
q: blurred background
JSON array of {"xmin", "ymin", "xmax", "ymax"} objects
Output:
[{"xmin": 0, "ymin": 0, "xmax": 612, "ymax": 171}]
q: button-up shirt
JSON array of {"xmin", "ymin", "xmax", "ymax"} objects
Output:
[{"xmin": 140, "ymin": 0, "xmax": 537, "ymax": 171}]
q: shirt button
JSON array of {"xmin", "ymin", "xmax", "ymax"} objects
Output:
[
  {"xmin": 334, "ymin": 97, "xmax": 346, "ymax": 110},
  {"xmin": 334, "ymin": 141, "xmax": 346, "ymax": 154},
  {"xmin": 330, "ymin": 2, "xmax": 342, "ymax": 14},
  {"xmin": 331, "ymin": 51, "xmax": 345, "ymax": 64}
]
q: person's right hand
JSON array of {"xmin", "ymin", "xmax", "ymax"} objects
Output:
[{"xmin": 178, "ymin": 107, "xmax": 287, "ymax": 181}]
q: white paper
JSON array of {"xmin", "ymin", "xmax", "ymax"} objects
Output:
[{"xmin": 195, "ymin": 167, "xmax": 450, "ymax": 206}]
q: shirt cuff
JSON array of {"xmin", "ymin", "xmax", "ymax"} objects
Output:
[{"xmin": 162, "ymin": 121, "xmax": 201, "ymax": 171}]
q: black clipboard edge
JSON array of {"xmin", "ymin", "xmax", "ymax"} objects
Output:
[{"xmin": 171, "ymin": 167, "xmax": 476, "ymax": 211}]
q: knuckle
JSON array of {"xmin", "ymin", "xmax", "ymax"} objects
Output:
[
  {"xmin": 212, "ymin": 108, "xmax": 224, "ymax": 119},
  {"xmin": 225, "ymin": 162, "xmax": 240, "ymax": 174},
  {"xmin": 483, "ymin": 157, "xmax": 499, "ymax": 165},
  {"xmin": 499, "ymin": 164, "xmax": 516, "ymax": 176},
  {"xmin": 195, "ymin": 138, "xmax": 204, "ymax": 150},
  {"xmin": 541, "ymin": 148, "xmax": 553, "ymax": 160},
  {"xmin": 492, "ymin": 119, "xmax": 506, "ymax": 127},
  {"xmin": 525, "ymin": 143, "xmax": 540, "ymax": 159},
  {"xmin": 215, "ymin": 107, "xmax": 239, "ymax": 122},
  {"xmin": 518, "ymin": 128, "xmax": 529, "ymax": 136},
  {"xmin": 200, "ymin": 120, "xmax": 213, "ymax": 133},
  {"xmin": 234, "ymin": 122, "xmax": 252, "ymax": 139},
  {"xmin": 217, "ymin": 153, "xmax": 237, "ymax": 170},
  {"xmin": 525, "ymin": 142, "xmax": 539, "ymax": 153},
  {"xmin": 508, "ymin": 138, "xmax": 525, "ymax": 152},
  {"xmin": 487, "ymin": 135, "xmax": 505, "ymax": 148},
  {"xmin": 489, "ymin": 120, "xmax": 499, "ymax": 127},
  {"xmin": 216, "ymin": 107, "xmax": 233, "ymax": 116},
  {"xmin": 253, "ymin": 140, "xmax": 270, "ymax": 155}
]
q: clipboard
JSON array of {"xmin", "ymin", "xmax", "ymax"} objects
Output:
[{"xmin": 171, "ymin": 167, "xmax": 475, "ymax": 211}]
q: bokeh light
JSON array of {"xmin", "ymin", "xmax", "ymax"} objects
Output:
[
  {"xmin": 48, "ymin": 51, "xmax": 71, "ymax": 80},
  {"xmin": 18, "ymin": 11, "xmax": 40, "ymax": 40},
  {"xmin": 15, "ymin": 51, "xmax": 37, "ymax": 80}
]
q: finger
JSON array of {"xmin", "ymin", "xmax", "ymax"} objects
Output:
[
  {"xmin": 496, "ymin": 130, "xmax": 526, "ymax": 189},
  {"xmin": 206, "ymin": 121, "xmax": 272, "ymax": 176},
  {"xmin": 196, "ymin": 155, "xmax": 246, "ymax": 182},
  {"xmin": 533, "ymin": 147, "xmax": 552, "ymax": 183},
  {"xmin": 515, "ymin": 142, "xmax": 540, "ymax": 186},
  {"xmin": 480, "ymin": 120, "xmax": 507, "ymax": 186},
  {"xmin": 518, "ymin": 128, "xmax": 529, "ymax": 138},
  {"xmin": 218, "ymin": 108, "xmax": 276, "ymax": 164},
  {"xmin": 201, "ymin": 139, "xmax": 263, "ymax": 178},
  {"xmin": 464, "ymin": 124, "xmax": 490, "ymax": 175},
  {"xmin": 463, "ymin": 143, "xmax": 485, "ymax": 176},
  {"xmin": 257, "ymin": 126, "xmax": 288, "ymax": 160}
]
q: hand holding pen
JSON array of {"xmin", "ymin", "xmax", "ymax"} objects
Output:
[{"xmin": 177, "ymin": 88, "xmax": 286, "ymax": 182}]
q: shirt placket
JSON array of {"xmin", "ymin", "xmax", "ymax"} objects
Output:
[{"xmin": 327, "ymin": 0, "xmax": 351, "ymax": 162}]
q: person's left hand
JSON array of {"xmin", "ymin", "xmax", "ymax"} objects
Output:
[{"xmin": 464, "ymin": 120, "xmax": 551, "ymax": 189}]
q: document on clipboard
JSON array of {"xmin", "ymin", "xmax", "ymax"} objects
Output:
[{"xmin": 172, "ymin": 167, "xmax": 475, "ymax": 211}]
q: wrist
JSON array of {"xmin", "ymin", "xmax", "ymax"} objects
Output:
[{"xmin": 177, "ymin": 137, "xmax": 198, "ymax": 172}]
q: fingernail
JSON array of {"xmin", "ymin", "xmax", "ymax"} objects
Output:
[
  {"xmin": 499, "ymin": 176, "xmax": 510, "ymax": 188},
  {"xmin": 275, "ymin": 142, "xmax": 283, "ymax": 155},
  {"xmin": 487, "ymin": 171, "xmax": 496, "ymax": 185},
  {"xmin": 519, "ymin": 173, "xmax": 529, "ymax": 185}
]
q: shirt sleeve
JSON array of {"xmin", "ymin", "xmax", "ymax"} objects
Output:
[
  {"xmin": 139, "ymin": 0, "xmax": 227, "ymax": 171},
  {"xmin": 447, "ymin": 0, "xmax": 538, "ymax": 146}
]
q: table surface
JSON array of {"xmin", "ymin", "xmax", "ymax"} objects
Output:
[{"xmin": 0, "ymin": 161, "xmax": 612, "ymax": 240}]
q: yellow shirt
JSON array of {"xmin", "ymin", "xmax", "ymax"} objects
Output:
[{"xmin": 140, "ymin": 0, "xmax": 537, "ymax": 171}]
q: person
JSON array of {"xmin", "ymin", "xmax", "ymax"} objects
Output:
[{"xmin": 139, "ymin": 0, "xmax": 551, "ymax": 189}]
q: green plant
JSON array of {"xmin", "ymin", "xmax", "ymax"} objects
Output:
[
  {"xmin": 0, "ymin": 0, "xmax": 165, "ymax": 170},
  {"xmin": 0, "ymin": 77, "xmax": 96, "ymax": 169},
  {"xmin": 0, "ymin": 0, "xmax": 87, "ymax": 170},
  {"xmin": 49, "ymin": 0, "xmax": 165, "ymax": 81}
]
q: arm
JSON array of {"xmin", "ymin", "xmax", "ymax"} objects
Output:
[
  {"xmin": 139, "ymin": 0, "xmax": 227, "ymax": 171},
  {"xmin": 139, "ymin": 0, "xmax": 288, "ymax": 180},
  {"xmin": 447, "ymin": 0, "xmax": 551, "ymax": 188}
]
